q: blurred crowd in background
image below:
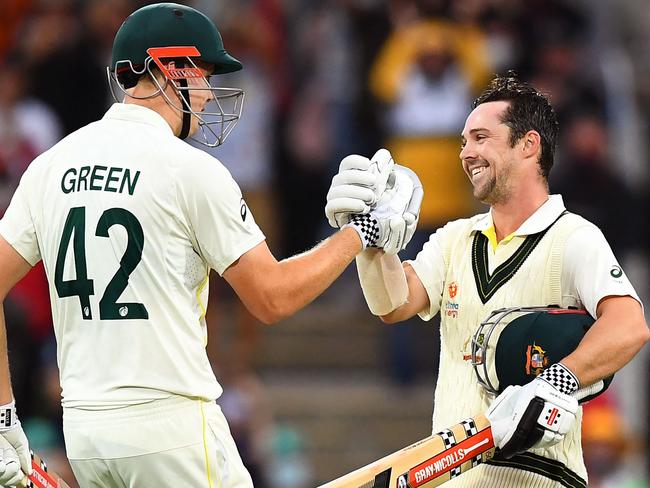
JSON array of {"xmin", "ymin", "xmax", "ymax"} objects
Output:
[{"xmin": 0, "ymin": 0, "xmax": 648, "ymax": 486}]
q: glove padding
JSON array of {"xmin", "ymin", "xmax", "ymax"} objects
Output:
[
  {"xmin": 345, "ymin": 165, "xmax": 423, "ymax": 254},
  {"xmin": 0, "ymin": 402, "xmax": 31, "ymax": 486},
  {"xmin": 486, "ymin": 379, "xmax": 578, "ymax": 459},
  {"xmin": 325, "ymin": 149, "xmax": 394, "ymax": 228},
  {"xmin": 380, "ymin": 165, "xmax": 422, "ymax": 254},
  {"xmin": 0, "ymin": 436, "xmax": 24, "ymax": 487}
]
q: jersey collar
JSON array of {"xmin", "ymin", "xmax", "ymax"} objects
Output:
[
  {"xmin": 472, "ymin": 195, "xmax": 567, "ymax": 236},
  {"xmin": 103, "ymin": 103, "xmax": 174, "ymax": 135}
]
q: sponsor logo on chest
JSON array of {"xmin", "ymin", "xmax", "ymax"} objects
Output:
[{"xmin": 444, "ymin": 281, "xmax": 460, "ymax": 318}]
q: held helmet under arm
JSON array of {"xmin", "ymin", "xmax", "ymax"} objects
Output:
[{"xmin": 471, "ymin": 307, "xmax": 614, "ymax": 404}]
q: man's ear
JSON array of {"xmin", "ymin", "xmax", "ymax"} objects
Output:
[
  {"xmin": 148, "ymin": 65, "xmax": 168, "ymax": 85},
  {"xmin": 522, "ymin": 130, "xmax": 542, "ymax": 159}
]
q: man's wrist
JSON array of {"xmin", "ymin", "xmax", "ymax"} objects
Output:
[
  {"xmin": 344, "ymin": 214, "xmax": 380, "ymax": 249},
  {"xmin": 539, "ymin": 363, "xmax": 580, "ymax": 395}
]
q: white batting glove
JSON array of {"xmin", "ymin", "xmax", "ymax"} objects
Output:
[
  {"xmin": 344, "ymin": 165, "xmax": 423, "ymax": 254},
  {"xmin": 325, "ymin": 149, "xmax": 394, "ymax": 228},
  {"xmin": 486, "ymin": 364, "xmax": 579, "ymax": 459},
  {"xmin": 0, "ymin": 401, "xmax": 31, "ymax": 486},
  {"xmin": 379, "ymin": 166, "xmax": 422, "ymax": 254}
]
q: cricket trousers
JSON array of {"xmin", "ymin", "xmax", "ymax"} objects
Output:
[{"xmin": 63, "ymin": 395, "xmax": 253, "ymax": 488}]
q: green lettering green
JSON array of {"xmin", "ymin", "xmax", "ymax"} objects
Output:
[
  {"xmin": 104, "ymin": 167, "xmax": 123, "ymax": 193},
  {"xmin": 61, "ymin": 168, "xmax": 77, "ymax": 194},
  {"xmin": 120, "ymin": 169, "xmax": 141, "ymax": 196},
  {"xmin": 90, "ymin": 165, "xmax": 108, "ymax": 191},
  {"xmin": 77, "ymin": 166, "xmax": 91, "ymax": 192}
]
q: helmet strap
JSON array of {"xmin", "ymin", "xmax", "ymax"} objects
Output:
[
  {"xmin": 178, "ymin": 82, "xmax": 192, "ymax": 140},
  {"xmin": 176, "ymin": 60, "xmax": 192, "ymax": 140}
]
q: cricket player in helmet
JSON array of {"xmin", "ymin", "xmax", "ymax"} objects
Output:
[
  {"xmin": 107, "ymin": 2, "xmax": 244, "ymax": 147},
  {"xmin": 0, "ymin": 2, "xmax": 423, "ymax": 486}
]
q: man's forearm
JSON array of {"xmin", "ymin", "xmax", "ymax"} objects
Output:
[
  {"xmin": 561, "ymin": 296, "xmax": 649, "ymax": 387},
  {"xmin": 224, "ymin": 228, "xmax": 363, "ymax": 324},
  {"xmin": 271, "ymin": 228, "xmax": 362, "ymax": 319}
]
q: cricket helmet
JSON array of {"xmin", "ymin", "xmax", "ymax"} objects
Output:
[
  {"xmin": 471, "ymin": 307, "xmax": 613, "ymax": 404},
  {"xmin": 108, "ymin": 2, "xmax": 244, "ymax": 147}
]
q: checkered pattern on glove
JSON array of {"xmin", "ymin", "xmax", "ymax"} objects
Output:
[
  {"xmin": 345, "ymin": 214, "xmax": 380, "ymax": 249},
  {"xmin": 539, "ymin": 363, "xmax": 580, "ymax": 395}
]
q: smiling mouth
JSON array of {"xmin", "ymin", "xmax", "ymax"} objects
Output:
[{"xmin": 470, "ymin": 166, "xmax": 488, "ymax": 181}]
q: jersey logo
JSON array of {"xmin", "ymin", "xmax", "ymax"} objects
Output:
[
  {"xmin": 448, "ymin": 282, "xmax": 458, "ymax": 299},
  {"xmin": 610, "ymin": 265, "xmax": 623, "ymax": 278},
  {"xmin": 240, "ymin": 198, "xmax": 248, "ymax": 222},
  {"xmin": 444, "ymin": 300, "xmax": 459, "ymax": 319}
]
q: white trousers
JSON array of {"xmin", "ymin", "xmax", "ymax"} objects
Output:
[{"xmin": 63, "ymin": 396, "xmax": 253, "ymax": 488}]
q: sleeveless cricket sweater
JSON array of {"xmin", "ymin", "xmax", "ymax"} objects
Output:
[{"xmin": 429, "ymin": 211, "xmax": 591, "ymax": 488}]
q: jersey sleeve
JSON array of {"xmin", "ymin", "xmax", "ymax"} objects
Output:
[
  {"xmin": 406, "ymin": 228, "xmax": 447, "ymax": 321},
  {"xmin": 563, "ymin": 225, "xmax": 641, "ymax": 317},
  {"xmin": 0, "ymin": 165, "xmax": 41, "ymax": 265},
  {"xmin": 177, "ymin": 154, "xmax": 266, "ymax": 275}
]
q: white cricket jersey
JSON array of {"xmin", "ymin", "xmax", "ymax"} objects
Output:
[
  {"xmin": 0, "ymin": 103, "xmax": 265, "ymax": 409},
  {"xmin": 406, "ymin": 195, "xmax": 641, "ymax": 487},
  {"xmin": 411, "ymin": 195, "xmax": 640, "ymax": 322}
]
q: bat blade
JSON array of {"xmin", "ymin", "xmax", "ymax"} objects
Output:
[
  {"xmin": 319, "ymin": 414, "xmax": 496, "ymax": 488},
  {"xmin": 20, "ymin": 451, "xmax": 71, "ymax": 488}
]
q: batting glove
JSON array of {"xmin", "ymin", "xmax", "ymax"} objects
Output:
[
  {"xmin": 486, "ymin": 363, "xmax": 579, "ymax": 459},
  {"xmin": 325, "ymin": 149, "xmax": 394, "ymax": 228},
  {"xmin": 380, "ymin": 166, "xmax": 422, "ymax": 254},
  {"xmin": 0, "ymin": 401, "xmax": 31, "ymax": 486},
  {"xmin": 344, "ymin": 165, "xmax": 423, "ymax": 254}
]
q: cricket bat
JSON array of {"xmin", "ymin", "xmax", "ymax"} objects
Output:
[
  {"xmin": 319, "ymin": 414, "xmax": 496, "ymax": 488},
  {"xmin": 19, "ymin": 450, "xmax": 71, "ymax": 488}
]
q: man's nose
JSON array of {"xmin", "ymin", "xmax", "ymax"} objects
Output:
[{"xmin": 460, "ymin": 142, "xmax": 475, "ymax": 161}]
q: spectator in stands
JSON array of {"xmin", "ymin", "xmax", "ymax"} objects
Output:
[
  {"xmin": 551, "ymin": 114, "xmax": 638, "ymax": 255},
  {"xmin": 17, "ymin": 0, "xmax": 107, "ymax": 134},
  {"xmin": 368, "ymin": 5, "xmax": 489, "ymax": 382},
  {"xmin": 0, "ymin": 59, "xmax": 60, "ymax": 420}
]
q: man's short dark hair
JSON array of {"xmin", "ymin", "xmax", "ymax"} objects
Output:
[{"xmin": 473, "ymin": 72, "xmax": 559, "ymax": 179}]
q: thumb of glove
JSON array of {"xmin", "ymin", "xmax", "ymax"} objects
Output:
[
  {"xmin": 3, "ymin": 426, "xmax": 31, "ymax": 476},
  {"xmin": 383, "ymin": 215, "xmax": 406, "ymax": 255},
  {"xmin": 368, "ymin": 149, "xmax": 395, "ymax": 204},
  {"xmin": 0, "ymin": 437, "xmax": 25, "ymax": 487}
]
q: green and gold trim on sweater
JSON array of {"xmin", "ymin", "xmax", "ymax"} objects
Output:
[
  {"xmin": 487, "ymin": 451, "xmax": 586, "ymax": 488},
  {"xmin": 472, "ymin": 211, "xmax": 568, "ymax": 304}
]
